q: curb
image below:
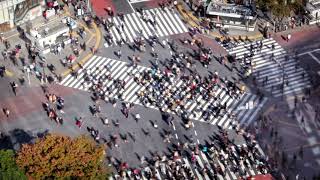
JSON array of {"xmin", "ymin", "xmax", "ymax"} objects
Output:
[
  {"xmin": 5, "ymin": 70, "xmax": 13, "ymax": 77},
  {"xmin": 176, "ymin": 3, "xmax": 263, "ymax": 41},
  {"xmin": 176, "ymin": 4, "xmax": 199, "ymax": 28},
  {"xmin": 59, "ymin": 7, "xmax": 102, "ymax": 78},
  {"xmin": 1, "ymin": 8, "xmax": 101, "ymax": 79},
  {"xmin": 60, "ymin": 22, "xmax": 101, "ymax": 77}
]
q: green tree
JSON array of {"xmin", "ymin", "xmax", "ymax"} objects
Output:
[
  {"xmin": 270, "ymin": 1, "xmax": 291, "ymax": 19},
  {"xmin": 291, "ymin": 0, "xmax": 306, "ymax": 14},
  {"xmin": 16, "ymin": 134, "xmax": 109, "ymax": 180},
  {"xmin": 257, "ymin": 0, "xmax": 303, "ymax": 19},
  {"xmin": 257, "ymin": 0, "xmax": 274, "ymax": 12},
  {"xmin": 0, "ymin": 149, "xmax": 27, "ymax": 180}
]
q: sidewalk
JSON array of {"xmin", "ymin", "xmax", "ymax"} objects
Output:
[
  {"xmin": 273, "ymin": 25, "xmax": 320, "ymax": 51},
  {"xmin": 60, "ymin": 8, "xmax": 102, "ymax": 78},
  {"xmin": 0, "ymin": 5, "xmax": 102, "ymax": 83}
]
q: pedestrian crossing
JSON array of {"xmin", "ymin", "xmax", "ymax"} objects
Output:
[
  {"xmin": 110, "ymin": 144, "xmax": 268, "ymax": 180},
  {"xmin": 224, "ymin": 38, "xmax": 311, "ymax": 97},
  {"xmin": 60, "ymin": 56, "xmax": 266, "ymax": 129},
  {"xmin": 103, "ymin": 7, "xmax": 188, "ymax": 48}
]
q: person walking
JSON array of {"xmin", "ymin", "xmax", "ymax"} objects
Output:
[
  {"xmin": 298, "ymin": 146, "xmax": 304, "ymax": 159},
  {"xmin": 75, "ymin": 117, "xmax": 83, "ymax": 129},
  {"xmin": 301, "ymin": 116, "xmax": 305, "ymax": 129},
  {"xmin": 122, "ymin": 107, "xmax": 129, "ymax": 118},
  {"xmin": 117, "ymin": 49, "xmax": 121, "ymax": 59},
  {"xmin": 287, "ymin": 34, "xmax": 291, "ymax": 42},
  {"xmin": 91, "ymin": 47, "xmax": 96, "ymax": 54},
  {"xmin": 11, "ymin": 81, "xmax": 18, "ymax": 96},
  {"xmin": 135, "ymin": 113, "xmax": 140, "ymax": 122},
  {"xmin": 103, "ymin": 117, "xmax": 110, "ymax": 126},
  {"xmin": 3, "ymin": 108, "xmax": 10, "ymax": 117}
]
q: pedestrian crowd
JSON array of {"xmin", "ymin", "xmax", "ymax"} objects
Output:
[
  {"xmin": 111, "ymin": 128, "xmax": 269, "ymax": 179},
  {"xmin": 74, "ymin": 4, "xmax": 250, "ymax": 128},
  {"xmin": 43, "ymin": 92, "xmax": 65, "ymax": 125}
]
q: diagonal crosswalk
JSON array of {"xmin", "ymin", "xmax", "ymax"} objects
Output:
[
  {"xmin": 104, "ymin": 8, "xmax": 188, "ymax": 48},
  {"xmin": 224, "ymin": 38, "xmax": 311, "ymax": 97},
  {"xmin": 60, "ymin": 56, "xmax": 266, "ymax": 129},
  {"xmin": 110, "ymin": 144, "xmax": 268, "ymax": 180}
]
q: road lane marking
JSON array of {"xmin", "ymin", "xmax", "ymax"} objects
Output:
[
  {"xmin": 126, "ymin": 0, "xmax": 136, "ymax": 12},
  {"xmin": 297, "ymin": 48, "xmax": 320, "ymax": 56},
  {"xmin": 308, "ymin": 52, "xmax": 320, "ymax": 65}
]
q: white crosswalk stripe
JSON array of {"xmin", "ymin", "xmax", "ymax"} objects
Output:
[
  {"xmin": 104, "ymin": 8, "xmax": 188, "ymax": 48},
  {"xmin": 60, "ymin": 56, "xmax": 266, "ymax": 129},
  {"xmin": 224, "ymin": 38, "xmax": 311, "ymax": 97}
]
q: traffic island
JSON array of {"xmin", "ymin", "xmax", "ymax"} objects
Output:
[{"xmin": 176, "ymin": 2, "xmax": 263, "ymax": 42}]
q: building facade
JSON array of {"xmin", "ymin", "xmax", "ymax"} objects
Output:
[
  {"xmin": 0, "ymin": 0, "xmax": 42, "ymax": 31},
  {"xmin": 305, "ymin": 0, "xmax": 320, "ymax": 24}
]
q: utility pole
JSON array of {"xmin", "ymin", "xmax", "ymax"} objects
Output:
[
  {"xmin": 246, "ymin": 18, "xmax": 249, "ymax": 32},
  {"xmin": 26, "ymin": 67, "xmax": 31, "ymax": 85},
  {"xmin": 43, "ymin": 64, "xmax": 46, "ymax": 84},
  {"xmin": 282, "ymin": 64, "xmax": 285, "ymax": 95}
]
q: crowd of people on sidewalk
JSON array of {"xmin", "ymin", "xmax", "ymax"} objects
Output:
[
  {"xmin": 43, "ymin": 90, "xmax": 65, "ymax": 125},
  {"xmin": 0, "ymin": 0, "xmax": 94, "ymax": 87}
]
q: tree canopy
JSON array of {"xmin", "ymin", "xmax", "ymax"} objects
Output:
[
  {"xmin": 16, "ymin": 134, "xmax": 109, "ymax": 180},
  {"xmin": 0, "ymin": 149, "xmax": 27, "ymax": 180},
  {"xmin": 257, "ymin": 0, "xmax": 305, "ymax": 19}
]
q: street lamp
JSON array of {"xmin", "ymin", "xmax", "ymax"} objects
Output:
[
  {"xmin": 24, "ymin": 66, "xmax": 31, "ymax": 85},
  {"xmin": 246, "ymin": 18, "xmax": 249, "ymax": 32},
  {"xmin": 42, "ymin": 63, "xmax": 46, "ymax": 84},
  {"xmin": 281, "ymin": 63, "xmax": 285, "ymax": 95}
]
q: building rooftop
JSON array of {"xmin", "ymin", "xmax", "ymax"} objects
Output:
[
  {"xmin": 37, "ymin": 23, "xmax": 69, "ymax": 38},
  {"xmin": 206, "ymin": 2, "xmax": 255, "ymax": 19}
]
